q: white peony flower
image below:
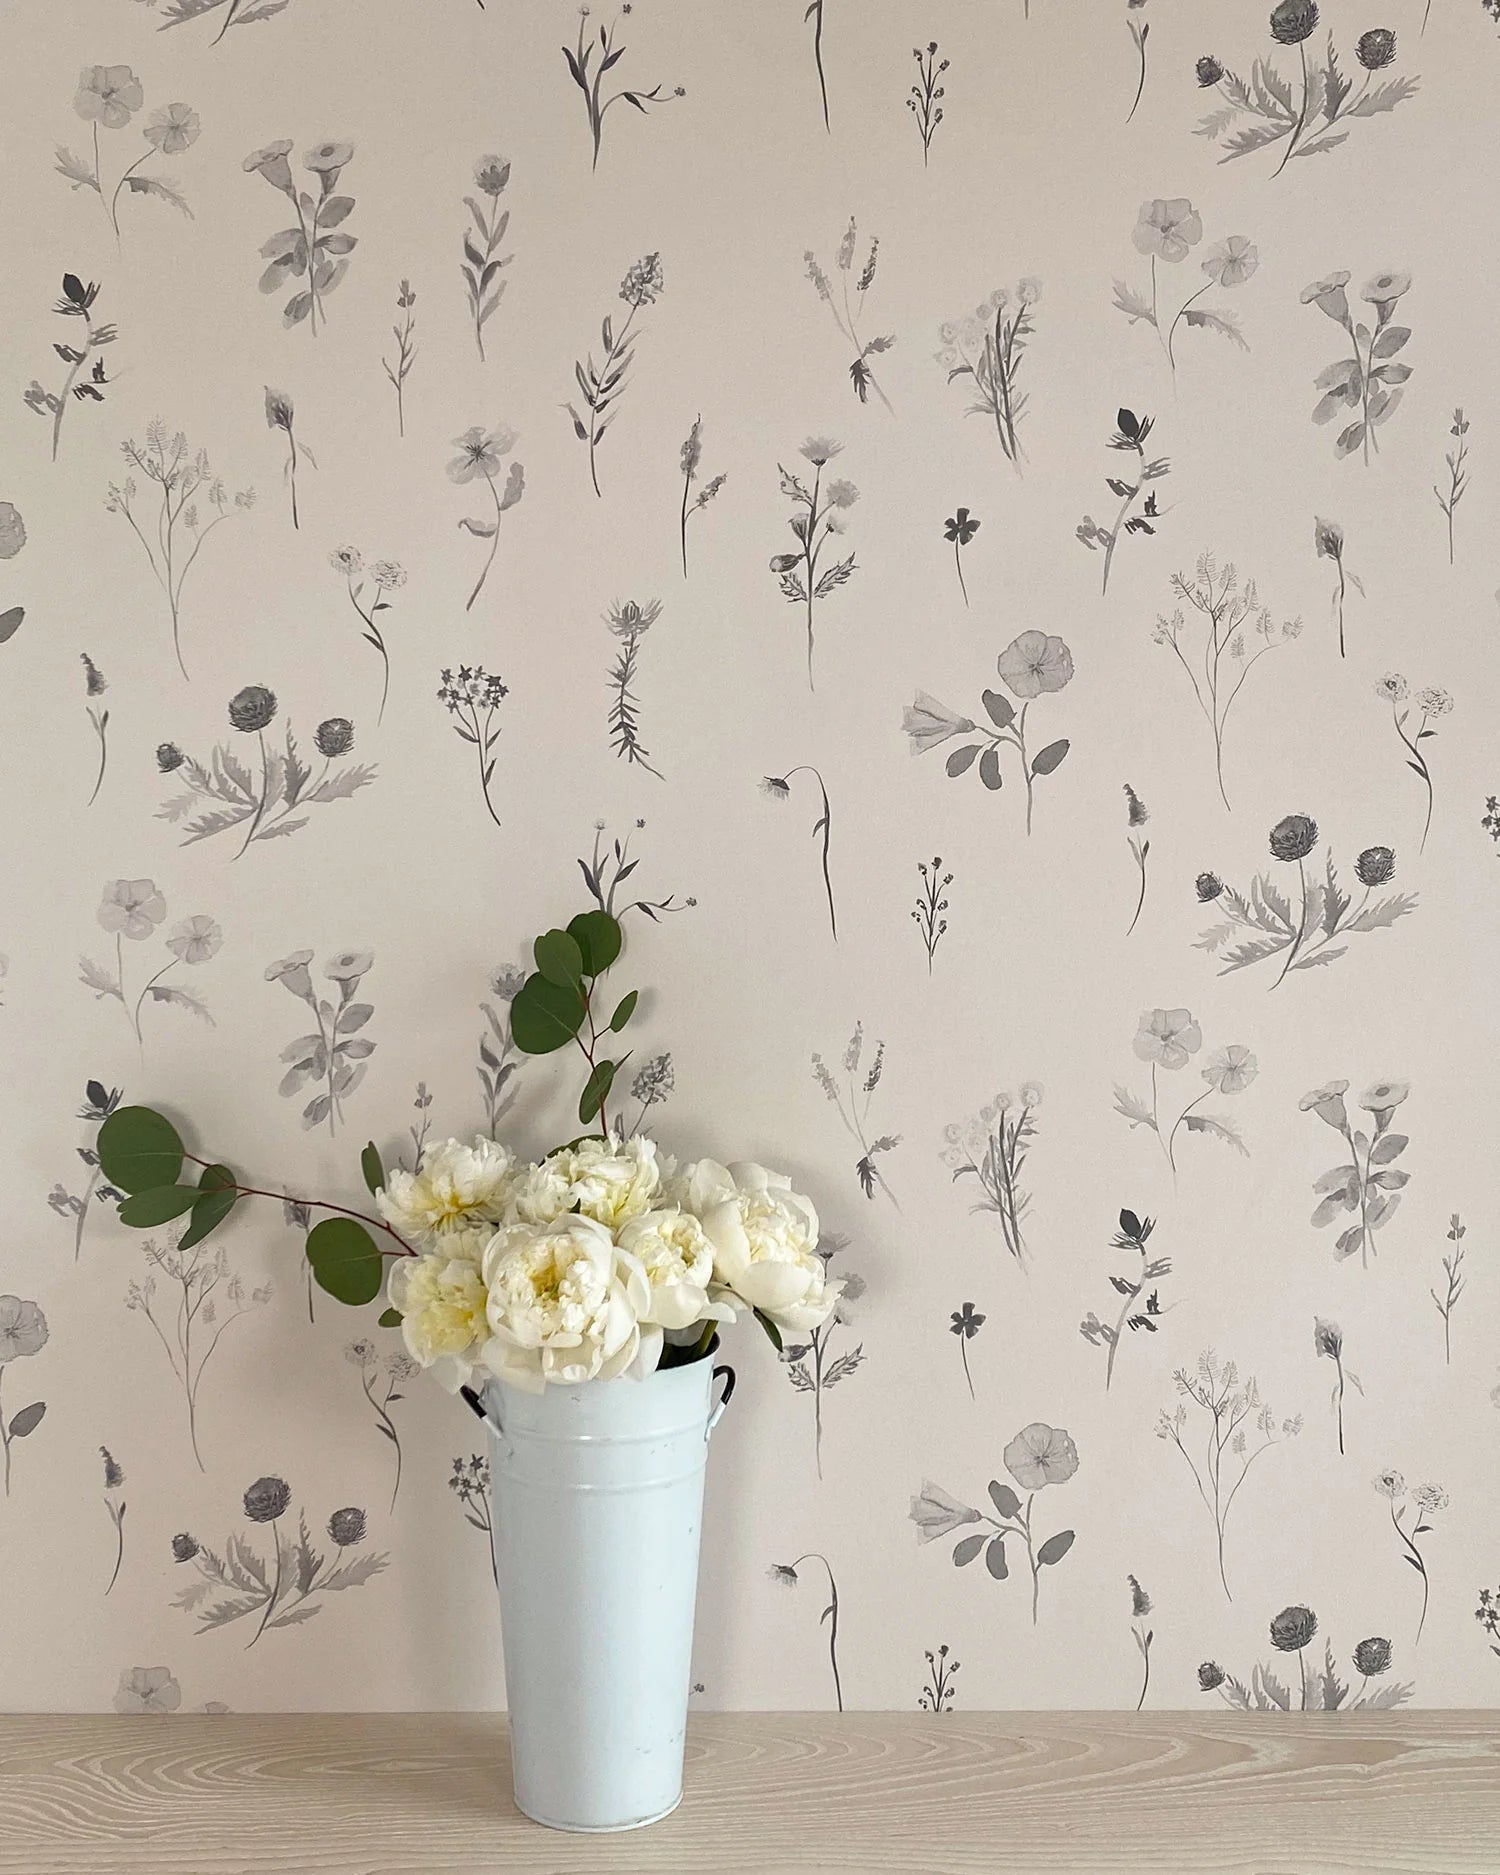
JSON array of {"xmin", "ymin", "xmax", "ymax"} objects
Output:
[
  {"xmin": 682, "ymin": 1159, "xmax": 841, "ymax": 1334},
  {"xmin": 387, "ymin": 1250, "xmax": 490, "ymax": 1392},
  {"xmin": 505, "ymin": 1134, "xmax": 663, "ymax": 1231},
  {"xmin": 480, "ymin": 1214, "xmax": 659, "ymax": 1392},
  {"xmin": 376, "ymin": 1136, "xmax": 516, "ymax": 1259},
  {"xmin": 617, "ymin": 1207, "xmax": 738, "ymax": 1332}
]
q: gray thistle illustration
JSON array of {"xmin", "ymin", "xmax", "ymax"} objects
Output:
[{"xmin": 1200, "ymin": 1606, "xmax": 1411, "ymax": 1710}]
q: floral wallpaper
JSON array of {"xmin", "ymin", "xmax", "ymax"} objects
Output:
[{"xmin": 2, "ymin": 0, "xmax": 1498, "ymax": 1716}]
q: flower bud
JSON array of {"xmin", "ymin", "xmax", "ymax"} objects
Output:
[
  {"xmin": 171, "ymin": 1532, "xmax": 200, "ymax": 1562},
  {"xmin": 1355, "ymin": 845, "xmax": 1395, "ymax": 887},
  {"xmin": 242, "ymin": 1476, "xmax": 292, "ymax": 1523},
  {"xmin": 1268, "ymin": 814, "xmax": 1318, "ymax": 862},
  {"xmin": 1353, "ymin": 1636, "xmax": 1392, "ymax": 1677},
  {"xmin": 1196, "ymin": 54, "xmax": 1225, "ymax": 85},
  {"xmin": 228, "ymin": 685, "xmax": 278, "ymax": 733},
  {"xmin": 1198, "ymin": 1661, "xmax": 1225, "ymax": 1690},
  {"xmin": 327, "ymin": 1507, "xmax": 367, "ymax": 1547},
  {"xmin": 1269, "ymin": 0, "xmax": 1319, "ymax": 45},
  {"xmin": 156, "ymin": 741, "xmax": 185, "ymax": 773},
  {"xmin": 315, "ymin": 716, "xmax": 354, "ymax": 758},
  {"xmin": 1195, "ymin": 871, "xmax": 1224, "ymax": 902},
  {"xmin": 1356, "ymin": 27, "xmax": 1396, "ymax": 69}
]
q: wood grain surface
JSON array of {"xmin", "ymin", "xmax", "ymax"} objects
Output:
[{"xmin": 1, "ymin": 1712, "xmax": 1496, "ymax": 1874}]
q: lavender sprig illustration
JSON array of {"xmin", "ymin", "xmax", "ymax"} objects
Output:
[
  {"xmin": 943, "ymin": 509, "xmax": 978, "ymax": 606},
  {"xmin": 476, "ymin": 966, "xmax": 525, "ymax": 1136},
  {"xmin": 1113, "ymin": 200, "xmax": 1256, "ymax": 371},
  {"xmin": 1376, "ymin": 674, "xmax": 1450, "ymax": 853},
  {"xmin": 1302, "ymin": 267, "xmax": 1413, "ymax": 464},
  {"xmin": 79, "ymin": 880, "xmax": 220, "ymax": 1045},
  {"xmin": 462, "ymin": 156, "xmax": 513, "ymax": 361},
  {"xmin": 805, "ymin": 220, "xmax": 895, "ymax": 411},
  {"xmin": 171, "ymin": 1479, "xmax": 387, "ymax": 1645},
  {"xmin": 448, "ymin": 425, "xmax": 525, "ymax": 611},
  {"xmin": 605, "ymin": 599, "xmax": 663, "ymax": 779},
  {"xmin": 770, "ymin": 1555, "xmax": 844, "ymax": 1708},
  {"xmin": 813, "ymin": 1025, "xmax": 899, "ymax": 1204},
  {"xmin": 56, "ymin": 68, "xmax": 199, "ymax": 237},
  {"xmin": 1431, "ymin": 1215, "xmax": 1467, "ymax": 1366},
  {"xmin": 936, "ymin": 283, "xmax": 1039, "ymax": 472},
  {"xmin": 1124, "ymin": 785, "xmax": 1150, "ymax": 934},
  {"xmin": 1195, "ymin": 817, "xmax": 1416, "ymax": 986},
  {"xmin": 625, "ymin": 1054, "xmax": 674, "ymax": 1140},
  {"xmin": 101, "ymin": 1447, "xmax": 127, "ymax": 1594},
  {"xmin": 82, "ymin": 655, "xmax": 110, "ymax": 804},
  {"xmin": 157, "ymin": 689, "xmax": 373, "ymax": 856},
  {"xmin": 762, "ymin": 769, "xmax": 837, "ymax": 940},
  {"xmin": 771, "ymin": 437, "xmax": 858, "ymax": 688},
  {"xmin": 1080, "ymin": 1209, "xmax": 1172, "ymax": 1389},
  {"xmin": 1077, "ymin": 408, "xmax": 1169, "ymax": 596},
  {"xmin": 1128, "ymin": 1576, "xmax": 1154, "ymax": 1709},
  {"xmin": 262, "ymin": 389, "xmax": 311, "ymax": 531},
  {"xmin": 919, "ymin": 1644, "xmax": 959, "ymax": 1712},
  {"xmin": 451, "ymin": 1455, "xmax": 497, "ymax": 1591},
  {"xmin": 1300, "ymin": 1076, "xmax": 1411, "ymax": 1267},
  {"xmin": 1153, "ymin": 558, "xmax": 1301, "ymax": 813},
  {"xmin": 781, "ymin": 1253, "xmax": 864, "ymax": 1477},
  {"xmin": 1125, "ymin": 1, "xmax": 1151, "ymax": 120},
  {"xmin": 568, "ymin": 253, "xmax": 664, "ymax": 499},
  {"xmin": 1375, "ymin": 1470, "xmax": 1446, "ymax": 1643},
  {"xmin": 1313, "ymin": 517, "xmax": 1363, "ymax": 658},
  {"xmin": 331, "ymin": 547, "xmax": 405, "ymax": 725},
  {"xmin": 1434, "ymin": 409, "xmax": 1470, "ymax": 564},
  {"xmin": 47, "ymin": 1080, "xmax": 123, "ymax": 1260},
  {"xmin": 1199, "ymin": 1611, "xmax": 1410, "ymax": 1710},
  {"xmin": 912, "ymin": 857, "xmax": 952, "ymax": 972},
  {"xmin": 126, "ymin": 1233, "xmax": 270, "ymax": 1469},
  {"xmin": 23, "ymin": 275, "xmax": 117, "ymax": 462},
  {"xmin": 382, "ymin": 280, "xmax": 418, "ymax": 438},
  {"xmin": 0, "ymin": 1299, "xmax": 49, "ymax": 1498},
  {"xmin": 1115, "ymin": 1008, "xmax": 1255, "ymax": 1171},
  {"xmin": 107, "ymin": 424, "xmax": 255, "ymax": 679},
  {"xmin": 346, "ymin": 1339, "xmax": 417, "ymax": 1512},
  {"xmin": 942, "ymin": 1088, "xmax": 1042, "ymax": 1267},
  {"xmin": 1157, "ymin": 1350, "xmax": 1300, "ymax": 1600},
  {"xmin": 245, "ymin": 139, "xmax": 357, "ymax": 335},
  {"xmin": 562, "ymin": 6, "xmax": 683, "ymax": 170},
  {"xmin": 149, "ymin": 0, "xmax": 293, "ymax": 42},
  {"xmin": 903, "ymin": 633, "xmax": 1073, "ymax": 836},
  {"xmin": 405, "ymin": 1082, "xmax": 433, "ymax": 1173},
  {"xmin": 1314, "ymin": 1318, "xmax": 1362, "ymax": 1455},
  {"xmin": 908, "ymin": 42, "xmax": 948, "ymax": 162},
  {"xmin": 1194, "ymin": 11, "xmax": 1416, "ymax": 175},
  {"xmin": 678, "ymin": 416, "xmax": 725, "ymax": 577},
  {"xmin": 438, "ymin": 666, "xmax": 508, "ymax": 832},
  {"xmin": 267, "ymin": 948, "xmax": 375, "ymax": 1136},
  {"xmin": 911, "ymin": 1425, "xmax": 1079, "ymax": 1625},
  {"xmin": 949, "ymin": 1303, "xmax": 985, "ymax": 1401}
]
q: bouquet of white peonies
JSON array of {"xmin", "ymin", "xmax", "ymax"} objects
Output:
[
  {"xmin": 94, "ymin": 895, "xmax": 840, "ymax": 1394},
  {"xmin": 380, "ymin": 1135, "xmax": 839, "ymax": 1393}
]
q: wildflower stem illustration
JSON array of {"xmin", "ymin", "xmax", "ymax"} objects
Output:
[
  {"xmin": 772, "ymin": 439, "xmax": 858, "ymax": 688},
  {"xmin": 762, "ymin": 768, "xmax": 836, "ymax": 940},
  {"xmin": 1378, "ymin": 674, "xmax": 1451, "ymax": 853},
  {"xmin": 943, "ymin": 1090, "xmax": 1042, "ymax": 1267},
  {"xmin": 943, "ymin": 509, "xmax": 978, "ymax": 607},
  {"xmin": 82, "ymin": 655, "xmax": 110, "ymax": 804},
  {"xmin": 0, "ymin": 1299, "xmax": 49, "ymax": 1497},
  {"xmin": 1077, "ymin": 409, "xmax": 1168, "ymax": 595},
  {"xmin": 805, "ymin": 0, "xmax": 830, "ymax": 132},
  {"xmin": 1375, "ymin": 1471, "xmax": 1446, "ymax": 1644},
  {"xmin": 1300, "ymin": 1077, "xmax": 1411, "ymax": 1267},
  {"xmin": 263, "ymin": 390, "xmax": 310, "ymax": 531},
  {"xmin": 1080, "ymin": 1209, "xmax": 1171, "ymax": 1390},
  {"xmin": 1302, "ymin": 268, "xmax": 1414, "ymax": 466},
  {"xmin": 938, "ymin": 285, "xmax": 1038, "ymax": 473},
  {"xmin": 24, "ymin": 275, "xmax": 117, "ymax": 463},
  {"xmin": 347, "ymin": 1340, "xmax": 415, "ymax": 1513},
  {"xmin": 949, "ymin": 1303, "xmax": 985, "ymax": 1400},
  {"xmin": 101, "ymin": 1448, "xmax": 126, "ymax": 1594},
  {"xmin": 1314, "ymin": 1318, "xmax": 1362, "ymax": 1456},
  {"xmin": 919, "ymin": 1644, "xmax": 959, "ymax": 1712},
  {"xmin": 569, "ymin": 255, "xmax": 663, "ymax": 499},
  {"xmin": 678, "ymin": 416, "xmax": 725, "ymax": 578},
  {"xmin": 605, "ymin": 600, "xmax": 663, "ymax": 779},
  {"xmin": 782, "ymin": 1259, "xmax": 864, "ymax": 1479},
  {"xmin": 1314, "ymin": 517, "xmax": 1362, "ymax": 659},
  {"xmin": 244, "ymin": 139, "xmax": 358, "ymax": 336},
  {"xmin": 333, "ymin": 549, "xmax": 405, "ymax": 726},
  {"xmin": 912, "ymin": 857, "xmax": 952, "ymax": 972},
  {"xmin": 1128, "ymin": 1576, "xmax": 1153, "ymax": 1709},
  {"xmin": 267, "ymin": 948, "xmax": 375, "ymax": 1135},
  {"xmin": 1431, "ymin": 1215, "xmax": 1466, "ymax": 1366},
  {"xmin": 451, "ymin": 1456, "xmax": 498, "ymax": 1591},
  {"xmin": 1126, "ymin": 2, "xmax": 1151, "ymax": 121},
  {"xmin": 382, "ymin": 281, "xmax": 417, "ymax": 438},
  {"xmin": 1434, "ymin": 409, "xmax": 1470, "ymax": 564},
  {"xmin": 562, "ymin": 7, "xmax": 683, "ymax": 170},
  {"xmin": 1124, "ymin": 785, "xmax": 1150, "ymax": 934},
  {"xmin": 448, "ymin": 426, "xmax": 525, "ymax": 612},
  {"xmin": 908, "ymin": 43, "xmax": 948, "ymax": 162},
  {"xmin": 462, "ymin": 158, "xmax": 513, "ymax": 361},
  {"xmin": 79, "ymin": 881, "xmax": 220, "ymax": 1048},
  {"xmin": 438, "ymin": 666, "xmax": 508, "ymax": 832},
  {"xmin": 48, "ymin": 1080, "xmax": 123, "ymax": 1260},
  {"xmin": 1157, "ymin": 1351, "xmax": 1299, "ymax": 1601},
  {"xmin": 804, "ymin": 220, "xmax": 894, "ymax": 411},
  {"xmin": 772, "ymin": 1554, "xmax": 843, "ymax": 1709}
]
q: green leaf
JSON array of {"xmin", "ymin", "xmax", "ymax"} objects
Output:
[
  {"xmin": 1037, "ymin": 1528, "xmax": 1076, "ymax": 1567},
  {"xmin": 608, "ymin": 989, "xmax": 638, "ymax": 1033},
  {"xmin": 952, "ymin": 1533, "xmax": 985, "ymax": 1567},
  {"xmin": 1030, "ymin": 739, "xmax": 1070, "ymax": 778},
  {"xmin": 306, "ymin": 1217, "xmax": 383, "ymax": 1306},
  {"xmin": 361, "ymin": 1141, "xmax": 384, "ymax": 1196},
  {"xmin": 377, "ymin": 1307, "xmax": 403, "ymax": 1329},
  {"xmin": 97, "ymin": 1106, "xmax": 185, "ymax": 1195},
  {"xmin": 985, "ymin": 1536, "xmax": 1009, "ymax": 1580},
  {"xmin": 981, "ymin": 688, "xmax": 1015, "ymax": 729},
  {"xmin": 566, "ymin": 908, "xmax": 622, "ymax": 977},
  {"xmin": 116, "ymin": 1184, "xmax": 202, "ymax": 1227},
  {"xmin": 987, "ymin": 1480, "xmax": 1022, "ymax": 1519},
  {"xmin": 177, "ymin": 1163, "xmax": 239, "ymax": 1252},
  {"xmin": 533, "ymin": 927, "xmax": 585, "ymax": 990},
  {"xmin": 509, "ymin": 973, "xmax": 586, "ymax": 1054},
  {"xmin": 753, "ymin": 1308, "xmax": 783, "ymax": 1353},
  {"xmin": 578, "ymin": 1058, "xmax": 617, "ymax": 1125}
]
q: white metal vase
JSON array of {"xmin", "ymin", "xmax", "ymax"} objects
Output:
[{"xmin": 464, "ymin": 1349, "xmax": 735, "ymax": 1832}]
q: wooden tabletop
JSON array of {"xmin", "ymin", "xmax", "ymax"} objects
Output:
[{"xmin": 1, "ymin": 1712, "xmax": 1496, "ymax": 1873}]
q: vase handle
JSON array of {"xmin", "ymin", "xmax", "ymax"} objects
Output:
[
  {"xmin": 459, "ymin": 1383, "xmax": 506, "ymax": 1450},
  {"xmin": 706, "ymin": 1363, "xmax": 736, "ymax": 1439}
]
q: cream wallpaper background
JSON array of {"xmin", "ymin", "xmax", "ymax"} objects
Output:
[{"xmin": 2, "ymin": 0, "xmax": 1498, "ymax": 1714}]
